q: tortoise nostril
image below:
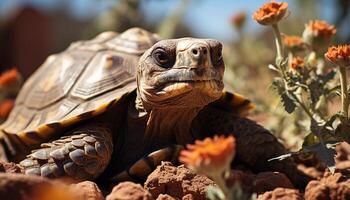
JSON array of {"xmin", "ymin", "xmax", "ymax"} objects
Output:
[{"xmin": 203, "ymin": 49, "xmax": 207, "ymax": 55}]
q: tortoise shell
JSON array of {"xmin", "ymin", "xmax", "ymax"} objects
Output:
[
  {"xmin": 0, "ymin": 28, "xmax": 159, "ymax": 146},
  {"xmin": 0, "ymin": 27, "xmax": 255, "ymax": 151}
]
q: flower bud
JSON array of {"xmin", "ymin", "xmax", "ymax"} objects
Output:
[
  {"xmin": 230, "ymin": 12, "xmax": 247, "ymax": 30},
  {"xmin": 283, "ymin": 35, "xmax": 305, "ymax": 53},
  {"xmin": 289, "ymin": 57, "xmax": 305, "ymax": 70},
  {"xmin": 302, "ymin": 20, "xmax": 336, "ymax": 51}
]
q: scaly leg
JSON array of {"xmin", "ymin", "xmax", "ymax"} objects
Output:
[
  {"xmin": 195, "ymin": 106, "xmax": 311, "ymax": 189},
  {"xmin": 19, "ymin": 123, "xmax": 113, "ymax": 180},
  {"xmin": 109, "ymin": 145, "xmax": 183, "ymax": 183}
]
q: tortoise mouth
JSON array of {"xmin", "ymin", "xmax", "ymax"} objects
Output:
[
  {"xmin": 160, "ymin": 79, "xmax": 224, "ymax": 95},
  {"xmin": 155, "ymin": 68, "xmax": 223, "ymax": 89}
]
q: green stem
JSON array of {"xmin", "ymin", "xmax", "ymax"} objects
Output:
[
  {"xmin": 289, "ymin": 92, "xmax": 314, "ymax": 120},
  {"xmin": 272, "ymin": 24, "xmax": 285, "ymax": 72},
  {"xmin": 211, "ymin": 173, "xmax": 230, "ymax": 199},
  {"xmin": 271, "ymin": 23, "xmax": 318, "ymax": 122},
  {"xmin": 338, "ymin": 66, "xmax": 349, "ymax": 122}
]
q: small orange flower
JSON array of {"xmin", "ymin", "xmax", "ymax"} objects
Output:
[
  {"xmin": 289, "ymin": 57, "xmax": 305, "ymax": 70},
  {"xmin": 0, "ymin": 69, "xmax": 20, "ymax": 86},
  {"xmin": 307, "ymin": 20, "xmax": 336, "ymax": 38},
  {"xmin": 230, "ymin": 12, "xmax": 247, "ymax": 29},
  {"xmin": 325, "ymin": 45, "xmax": 350, "ymax": 67},
  {"xmin": 179, "ymin": 135, "xmax": 235, "ymax": 177},
  {"xmin": 283, "ymin": 35, "xmax": 304, "ymax": 52},
  {"xmin": 0, "ymin": 99, "xmax": 14, "ymax": 119},
  {"xmin": 253, "ymin": 2, "xmax": 288, "ymax": 26},
  {"xmin": 303, "ymin": 20, "xmax": 336, "ymax": 50}
]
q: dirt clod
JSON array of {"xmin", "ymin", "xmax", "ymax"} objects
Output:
[
  {"xmin": 144, "ymin": 162, "xmax": 216, "ymax": 200},
  {"xmin": 304, "ymin": 172, "xmax": 350, "ymax": 200},
  {"xmin": 257, "ymin": 187, "xmax": 303, "ymax": 200},
  {"xmin": 0, "ymin": 173, "xmax": 65, "ymax": 200},
  {"xmin": 70, "ymin": 181, "xmax": 104, "ymax": 200},
  {"xmin": 107, "ymin": 181, "xmax": 154, "ymax": 200},
  {"xmin": 156, "ymin": 194, "xmax": 178, "ymax": 200}
]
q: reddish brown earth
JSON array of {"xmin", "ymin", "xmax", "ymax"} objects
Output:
[
  {"xmin": 257, "ymin": 188, "xmax": 303, "ymax": 200},
  {"xmin": 1, "ymin": 142, "xmax": 350, "ymax": 200},
  {"xmin": 144, "ymin": 162, "xmax": 216, "ymax": 200}
]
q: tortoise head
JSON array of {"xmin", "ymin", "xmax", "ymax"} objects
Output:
[{"xmin": 137, "ymin": 38, "xmax": 224, "ymax": 110}]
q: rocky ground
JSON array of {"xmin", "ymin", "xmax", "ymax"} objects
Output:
[{"xmin": 1, "ymin": 142, "xmax": 350, "ymax": 200}]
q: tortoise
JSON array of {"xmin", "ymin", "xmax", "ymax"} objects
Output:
[{"xmin": 0, "ymin": 28, "xmax": 308, "ymax": 187}]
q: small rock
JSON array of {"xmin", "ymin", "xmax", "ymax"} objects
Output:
[
  {"xmin": 304, "ymin": 172, "xmax": 350, "ymax": 200},
  {"xmin": 144, "ymin": 162, "xmax": 216, "ymax": 200},
  {"xmin": 70, "ymin": 181, "xmax": 104, "ymax": 200},
  {"xmin": 257, "ymin": 188, "xmax": 303, "ymax": 200},
  {"xmin": 107, "ymin": 181, "xmax": 153, "ymax": 200},
  {"xmin": 156, "ymin": 194, "xmax": 178, "ymax": 200},
  {"xmin": 253, "ymin": 172, "xmax": 294, "ymax": 195},
  {"xmin": 182, "ymin": 194, "xmax": 194, "ymax": 200}
]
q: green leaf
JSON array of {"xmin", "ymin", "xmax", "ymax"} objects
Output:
[
  {"xmin": 281, "ymin": 92, "xmax": 296, "ymax": 113},
  {"xmin": 304, "ymin": 142, "xmax": 338, "ymax": 173},
  {"xmin": 268, "ymin": 153, "xmax": 293, "ymax": 162},
  {"xmin": 308, "ymin": 80, "xmax": 323, "ymax": 104},
  {"xmin": 206, "ymin": 186, "xmax": 225, "ymax": 200},
  {"xmin": 229, "ymin": 184, "xmax": 257, "ymax": 200},
  {"xmin": 269, "ymin": 141, "xmax": 339, "ymax": 173},
  {"xmin": 302, "ymin": 132, "xmax": 320, "ymax": 147},
  {"xmin": 272, "ymin": 78, "xmax": 285, "ymax": 94},
  {"xmin": 321, "ymin": 70, "xmax": 336, "ymax": 83}
]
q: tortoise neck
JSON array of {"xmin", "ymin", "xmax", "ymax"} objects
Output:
[
  {"xmin": 134, "ymin": 91, "xmax": 202, "ymax": 150},
  {"xmin": 144, "ymin": 107, "xmax": 202, "ymax": 150}
]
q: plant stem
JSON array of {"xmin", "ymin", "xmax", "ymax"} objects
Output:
[
  {"xmin": 289, "ymin": 92, "xmax": 314, "ymax": 120},
  {"xmin": 338, "ymin": 66, "xmax": 349, "ymax": 122},
  {"xmin": 272, "ymin": 24, "xmax": 285, "ymax": 72},
  {"xmin": 211, "ymin": 174, "xmax": 229, "ymax": 199},
  {"xmin": 271, "ymin": 23, "xmax": 318, "ymax": 122}
]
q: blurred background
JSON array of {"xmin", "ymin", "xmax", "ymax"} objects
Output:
[{"xmin": 0, "ymin": 0, "xmax": 349, "ymax": 148}]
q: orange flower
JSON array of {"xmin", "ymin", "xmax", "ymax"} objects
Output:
[
  {"xmin": 307, "ymin": 20, "xmax": 336, "ymax": 38},
  {"xmin": 283, "ymin": 35, "xmax": 304, "ymax": 52},
  {"xmin": 289, "ymin": 57, "xmax": 305, "ymax": 70},
  {"xmin": 179, "ymin": 135, "xmax": 235, "ymax": 177},
  {"xmin": 325, "ymin": 45, "xmax": 350, "ymax": 67},
  {"xmin": 0, "ymin": 69, "xmax": 20, "ymax": 86},
  {"xmin": 230, "ymin": 12, "xmax": 247, "ymax": 29},
  {"xmin": 253, "ymin": 2, "xmax": 288, "ymax": 26},
  {"xmin": 0, "ymin": 99, "xmax": 14, "ymax": 119},
  {"xmin": 303, "ymin": 20, "xmax": 336, "ymax": 51}
]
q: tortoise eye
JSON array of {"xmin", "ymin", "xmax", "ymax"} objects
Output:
[{"xmin": 152, "ymin": 48, "xmax": 173, "ymax": 68}]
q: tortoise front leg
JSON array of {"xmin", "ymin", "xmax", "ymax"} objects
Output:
[
  {"xmin": 195, "ymin": 106, "xmax": 311, "ymax": 189},
  {"xmin": 109, "ymin": 145, "xmax": 183, "ymax": 183},
  {"xmin": 19, "ymin": 123, "xmax": 113, "ymax": 180}
]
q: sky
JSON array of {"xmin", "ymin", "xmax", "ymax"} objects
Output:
[{"xmin": 0, "ymin": 0, "xmax": 337, "ymax": 41}]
